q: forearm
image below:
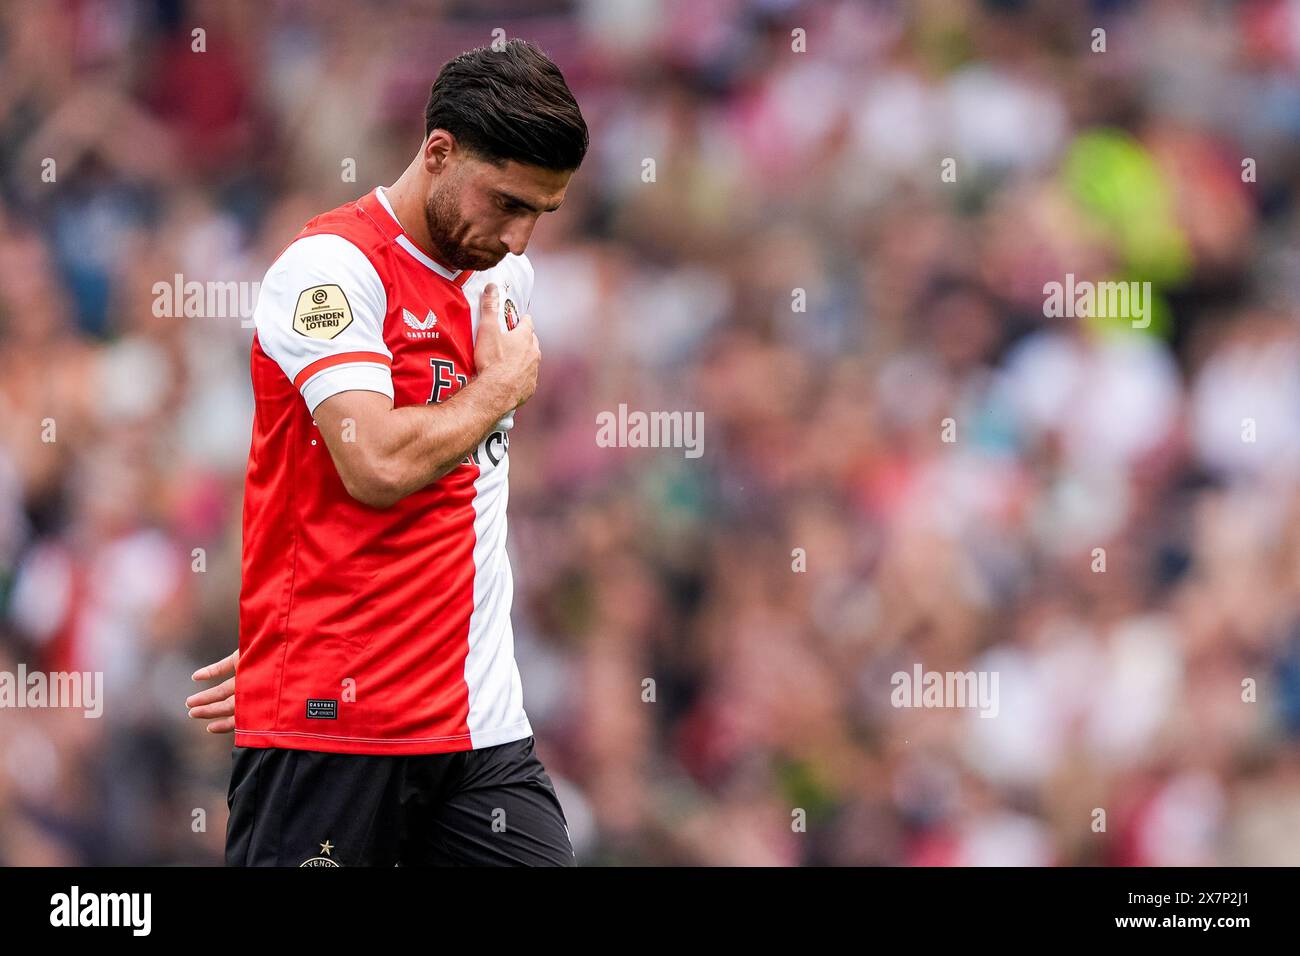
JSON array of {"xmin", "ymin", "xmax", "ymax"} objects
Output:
[{"xmin": 372, "ymin": 370, "xmax": 514, "ymax": 501}]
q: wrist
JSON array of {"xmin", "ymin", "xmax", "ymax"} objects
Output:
[{"xmin": 470, "ymin": 365, "xmax": 518, "ymax": 419}]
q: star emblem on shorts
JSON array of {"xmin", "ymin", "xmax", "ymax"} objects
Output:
[{"xmin": 320, "ymin": 840, "xmax": 334, "ymax": 856}]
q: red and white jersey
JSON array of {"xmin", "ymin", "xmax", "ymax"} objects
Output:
[{"xmin": 235, "ymin": 186, "xmax": 534, "ymax": 755}]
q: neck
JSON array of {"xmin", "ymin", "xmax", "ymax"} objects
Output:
[{"xmin": 383, "ymin": 160, "xmax": 454, "ymax": 269}]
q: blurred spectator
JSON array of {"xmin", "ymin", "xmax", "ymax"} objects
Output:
[{"xmin": 1, "ymin": 0, "xmax": 1298, "ymax": 865}]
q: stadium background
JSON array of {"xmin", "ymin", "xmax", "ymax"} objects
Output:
[{"xmin": 2, "ymin": 0, "xmax": 1300, "ymax": 865}]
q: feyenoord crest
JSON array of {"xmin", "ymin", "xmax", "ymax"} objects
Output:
[
  {"xmin": 300, "ymin": 840, "xmax": 340, "ymax": 866},
  {"xmin": 503, "ymin": 298, "xmax": 519, "ymax": 330}
]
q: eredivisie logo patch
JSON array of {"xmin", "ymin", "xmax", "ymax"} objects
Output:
[{"xmin": 293, "ymin": 284, "xmax": 353, "ymax": 339}]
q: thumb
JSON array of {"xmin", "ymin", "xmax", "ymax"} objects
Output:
[
  {"xmin": 480, "ymin": 283, "xmax": 501, "ymax": 332},
  {"xmin": 476, "ymin": 284, "xmax": 503, "ymax": 343}
]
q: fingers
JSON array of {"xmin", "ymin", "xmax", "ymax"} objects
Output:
[
  {"xmin": 189, "ymin": 650, "xmax": 237, "ymax": 733},
  {"xmin": 185, "ymin": 675, "xmax": 235, "ymax": 709},
  {"xmin": 191, "ymin": 648, "xmax": 238, "ymax": 682},
  {"xmin": 188, "ymin": 696, "xmax": 234, "ymax": 720}
]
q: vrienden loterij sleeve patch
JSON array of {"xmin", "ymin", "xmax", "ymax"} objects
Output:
[{"xmin": 292, "ymin": 284, "xmax": 354, "ymax": 339}]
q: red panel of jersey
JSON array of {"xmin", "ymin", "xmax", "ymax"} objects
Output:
[{"xmin": 235, "ymin": 187, "xmax": 534, "ymax": 755}]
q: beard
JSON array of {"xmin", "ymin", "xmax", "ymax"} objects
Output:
[{"xmin": 423, "ymin": 184, "xmax": 505, "ymax": 272}]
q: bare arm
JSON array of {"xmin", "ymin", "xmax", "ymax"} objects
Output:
[{"xmin": 314, "ymin": 283, "xmax": 539, "ymax": 509}]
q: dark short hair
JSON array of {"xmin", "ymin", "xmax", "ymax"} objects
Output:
[{"xmin": 424, "ymin": 39, "xmax": 588, "ymax": 172}]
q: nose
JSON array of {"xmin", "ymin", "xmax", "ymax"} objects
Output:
[{"xmin": 500, "ymin": 217, "xmax": 536, "ymax": 256}]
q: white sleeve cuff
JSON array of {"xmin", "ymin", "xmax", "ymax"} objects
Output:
[{"xmin": 301, "ymin": 363, "xmax": 394, "ymax": 416}]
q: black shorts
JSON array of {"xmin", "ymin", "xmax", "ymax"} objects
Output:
[{"xmin": 224, "ymin": 735, "xmax": 575, "ymax": 867}]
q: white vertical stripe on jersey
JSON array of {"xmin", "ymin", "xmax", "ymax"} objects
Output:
[
  {"xmin": 460, "ymin": 264, "xmax": 533, "ymax": 749},
  {"xmin": 463, "ymin": 447, "xmax": 532, "ymax": 748}
]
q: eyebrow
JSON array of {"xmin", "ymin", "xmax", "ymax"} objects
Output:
[{"xmin": 496, "ymin": 190, "xmax": 564, "ymax": 214}]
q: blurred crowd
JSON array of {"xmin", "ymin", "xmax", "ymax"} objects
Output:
[{"xmin": 2, "ymin": 0, "xmax": 1300, "ymax": 865}]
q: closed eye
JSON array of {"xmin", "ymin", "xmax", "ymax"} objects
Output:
[{"xmin": 495, "ymin": 190, "xmax": 563, "ymax": 215}]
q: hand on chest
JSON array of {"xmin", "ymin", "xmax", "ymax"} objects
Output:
[{"xmin": 386, "ymin": 271, "xmax": 512, "ymax": 408}]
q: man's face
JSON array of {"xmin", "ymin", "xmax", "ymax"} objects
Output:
[{"xmin": 424, "ymin": 151, "xmax": 571, "ymax": 271}]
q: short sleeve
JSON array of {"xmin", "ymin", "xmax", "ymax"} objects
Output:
[{"xmin": 253, "ymin": 233, "xmax": 392, "ymax": 416}]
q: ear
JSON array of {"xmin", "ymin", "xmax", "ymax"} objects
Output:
[{"xmin": 423, "ymin": 130, "xmax": 455, "ymax": 174}]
